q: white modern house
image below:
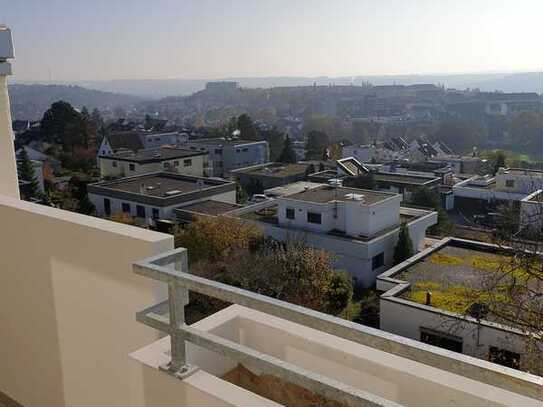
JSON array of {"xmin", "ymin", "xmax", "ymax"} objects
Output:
[
  {"xmin": 234, "ymin": 183, "xmax": 437, "ymax": 287},
  {"xmin": 453, "ymin": 168, "xmax": 543, "ymax": 212},
  {"xmin": 88, "ymin": 172, "xmax": 236, "ymax": 223},
  {"xmin": 377, "ymin": 238, "xmax": 541, "ymax": 373},
  {"xmin": 98, "ymin": 146, "xmax": 210, "ymax": 179},
  {"xmin": 1, "ymin": 26, "xmax": 542, "ymax": 407}
]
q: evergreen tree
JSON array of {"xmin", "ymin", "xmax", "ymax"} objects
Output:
[
  {"xmin": 493, "ymin": 151, "xmax": 506, "ymax": 175},
  {"xmin": 277, "ymin": 135, "xmax": 297, "ymax": 163},
  {"xmin": 305, "ymin": 130, "xmax": 330, "ymax": 160},
  {"xmin": 393, "ymin": 223, "xmax": 414, "ymax": 265},
  {"xmin": 237, "ymin": 114, "xmax": 260, "ymax": 141},
  {"xmin": 18, "ymin": 147, "xmax": 40, "ymax": 200},
  {"xmin": 41, "ymin": 101, "xmax": 85, "ymax": 151}
]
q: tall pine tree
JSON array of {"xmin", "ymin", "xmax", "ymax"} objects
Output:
[
  {"xmin": 18, "ymin": 147, "xmax": 41, "ymax": 200},
  {"xmin": 393, "ymin": 223, "xmax": 414, "ymax": 265},
  {"xmin": 277, "ymin": 135, "xmax": 297, "ymax": 163}
]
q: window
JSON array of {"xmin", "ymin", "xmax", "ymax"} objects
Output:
[
  {"xmin": 489, "ymin": 347, "xmax": 520, "ymax": 370},
  {"xmin": 121, "ymin": 203, "xmax": 131, "ymax": 213},
  {"xmin": 307, "ymin": 212, "xmax": 321, "ymax": 224},
  {"xmin": 152, "ymin": 208, "xmax": 160, "ymax": 220},
  {"xmin": 286, "ymin": 208, "xmax": 295, "ymax": 220},
  {"xmin": 218, "ymin": 161, "xmax": 223, "ymax": 168},
  {"xmin": 214, "ymin": 148, "xmax": 222, "ymax": 154},
  {"xmin": 420, "ymin": 328, "xmax": 463, "ymax": 353},
  {"xmin": 184, "ymin": 159, "xmax": 192, "ymax": 167},
  {"xmin": 129, "ymin": 163, "xmax": 135, "ymax": 171},
  {"xmin": 506, "ymin": 179, "xmax": 515, "ymax": 188},
  {"xmin": 136, "ymin": 205, "xmax": 146, "ymax": 218},
  {"xmin": 164, "ymin": 162, "xmax": 170, "ymax": 169},
  {"xmin": 104, "ymin": 199, "xmax": 111, "ymax": 216},
  {"xmin": 174, "ymin": 161, "xmax": 179, "ymax": 167},
  {"xmin": 112, "ymin": 161, "xmax": 118, "ymax": 168},
  {"xmin": 236, "ymin": 148, "xmax": 241, "ymax": 153},
  {"xmin": 372, "ymin": 252, "xmax": 384, "ymax": 270},
  {"xmin": 242, "ymin": 147, "xmax": 249, "ymax": 152}
]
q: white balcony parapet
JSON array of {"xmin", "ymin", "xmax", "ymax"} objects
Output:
[
  {"xmin": 0, "ymin": 26, "xmax": 18, "ymax": 199},
  {"xmin": 134, "ymin": 248, "xmax": 543, "ymax": 405}
]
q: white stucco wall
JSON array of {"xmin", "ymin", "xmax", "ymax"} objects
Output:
[
  {"xmin": 277, "ymin": 194, "xmax": 401, "ymax": 238},
  {"xmin": 249, "ymin": 209, "xmax": 436, "ymax": 287},
  {"xmin": 380, "ymin": 298, "xmax": 530, "ymax": 371},
  {"xmin": 133, "ymin": 305, "xmax": 541, "ymax": 407},
  {"xmin": 99, "ymin": 155, "xmax": 207, "ymax": 179},
  {"xmin": 89, "ymin": 189, "xmax": 237, "ymax": 220},
  {"xmin": 0, "ymin": 194, "xmax": 174, "ymax": 407},
  {"xmin": 0, "ymin": 75, "xmax": 19, "ymax": 199}
]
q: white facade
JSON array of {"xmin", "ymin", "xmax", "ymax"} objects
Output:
[
  {"xmin": 495, "ymin": 168, "xmax": 543, "ymax": 194},
  {"xmin": 234, "ymin": 198, "xmax": 437, "ymax": 287},
  {"xmin": 99, "ymin": 153, "xmax": 208, "ymax": 179},
  {"xmin": 519, "ymin": 190, "xmax": 543, "ymax": 233},
  {"xmin": 90, "ymin": 189, "xmax": 236, "ymax": 221},
  {"xmin": 377, "ymin": 239, "xmax": 537, "ymax": 373},
  {"xmin": 277, "ymin": 192, "xmax": 401, "ymax": 238}
]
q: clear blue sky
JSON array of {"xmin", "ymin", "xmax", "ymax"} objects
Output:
[{"xmin": 4, "ymin": 0, "xmax": 543, "ymax": 81}]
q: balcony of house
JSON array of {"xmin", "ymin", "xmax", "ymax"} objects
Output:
[{"xmin": 130, "ymin": 248, "xmax": 543, "ymax": 406}]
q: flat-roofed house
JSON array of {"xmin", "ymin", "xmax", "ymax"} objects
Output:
[
  {"xmin": 234, "ymin": 184, "xmax": 437, "ymax": 286},
  {"xmin": 377, "ymin": 237, "xmax": 543, "ymax": 373},
  {"xmin": 99, "ymin": 146, "xmax": 210, "ymax": 179},
  {"xmin": 185, "ymin": 138, "xmax": 269, "ymax": 177},
  {"xmin": 230, "ymin": 162, "xmax": 312, "ymax": 193},
  {"xmin": 88, "ymin": 172, "xmax": 236, "ymax": 223}
]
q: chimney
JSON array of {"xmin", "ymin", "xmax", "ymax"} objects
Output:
[{"xmin": 425, "ymin": 291, "xmax": 432, "ymax": 306}]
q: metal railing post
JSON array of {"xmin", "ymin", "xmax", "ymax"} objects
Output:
[{"xmin": 161, "ymin": 250, "xmax": 198, "ymax": 378}]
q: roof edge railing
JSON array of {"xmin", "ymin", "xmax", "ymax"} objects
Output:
[{"xmin": 133, "ymin": 248, "xmax": 543, "ymax": 404}]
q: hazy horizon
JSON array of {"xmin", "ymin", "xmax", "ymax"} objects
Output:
[{"xmin": 5, "ymin": 1, "xmax": 543, "ymax": 82}]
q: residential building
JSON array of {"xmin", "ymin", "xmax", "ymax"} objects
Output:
[
  {"xmin": 88, "ymin": 172, "xmax": 236, "ymax": 223},
  {"xmin": 1, "ymin": 26, "xmax": 542, "ymax": 407},
  {"xmin": 234, "ymin": 183, "xmax": 437, "ymax": 286},
  {"xmin": 377, "ymin": 237, "xmax": 541, "ymax": 373},
  {"xmin": 264, "ymin": 180, "xmax": 324, "ymax": 198},
  {"xmin": 453, "ymin": 168, "xmax": 543, "ymax": 213},
  {"xmin": 230, "ymin": 162, "xmax": 312, "ymax": 193},
  {"xmin": 139, "ymin": 131, "xmax": 189, "ymax": 149},
  {"xmin": 372, "ymin": 171, "xmax": 441, "ymax": 202},
  {"xmin": 97, "ymin": 131, "xmax": 145, "ymax": 157},
  {"xmin": 519, "ymin": 190, "xmax": 543, "ymax": 234},
  {"xmin": 185, "ymin": 138, "xmax": 269, "ymax": 176},
  {"xmin": 16, "ymin": 145, "xmax": 61, "ymax": 172},
  {"xmin": 99, "ymin": 146, "xmax": 209, "ymax": 179}
]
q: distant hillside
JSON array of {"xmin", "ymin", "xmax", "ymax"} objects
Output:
[
  {"xmin": 8, "ymin": 84, "xmax": 143, "ymax": 121},
  {"xmin": 75, "ymin": 73, "xmax": 543, "ymax": 98}
]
